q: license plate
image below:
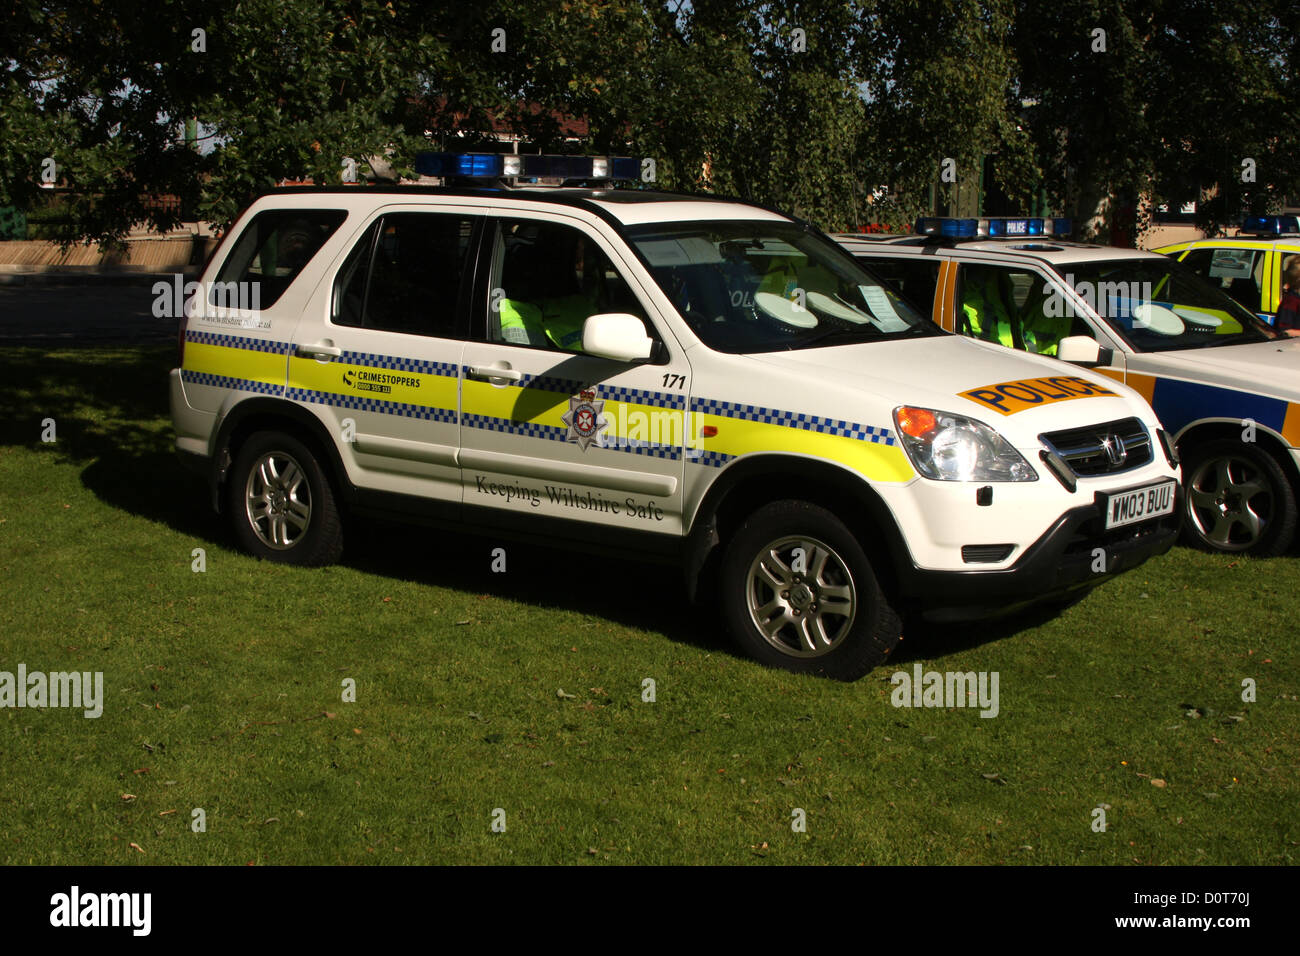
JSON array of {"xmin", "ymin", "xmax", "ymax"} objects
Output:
[{"xmin": 1103, "ymin": 479, "xmax": 1176, "ymax": 529}]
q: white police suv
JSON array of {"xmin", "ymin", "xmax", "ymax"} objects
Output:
[
  {"xmin": 839, "ymin": 216, "xmax": 1300, "ymax": 555},
  {"xmin": 170, "ymin": 160, "xmax": 1180, "ymax": 680}
]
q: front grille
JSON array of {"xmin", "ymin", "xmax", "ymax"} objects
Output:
[{"xmin": 1039, "ymin": 417, "xmax": 1152, "ymax": 477}]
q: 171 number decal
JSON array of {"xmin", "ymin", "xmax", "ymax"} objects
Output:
[{"xmin": 662, "ymin": 373, "xmax": 686, "ymax": 389}]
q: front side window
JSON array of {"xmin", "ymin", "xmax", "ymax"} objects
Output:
[
  {"xmin": 332, "ymin": 212, "xmax": 476, "ymax": 337},
  {"xmin": 215, "ymin": 209, "xmax": 347, "ymax": 308},
  {"xmin": 626, "ymin": 221, "xmax": 934, "ymax": 353},
  {"xmin": 956, "ymin": 263, "xmax": 1094, "ymax": 357},
  {"xmin": 485, "ymin": 218, "xmax": 652, "ymax": 352},
  {"xmin": 1054, "ymin": 258, "xmax": 1281, "ymax": 352}
]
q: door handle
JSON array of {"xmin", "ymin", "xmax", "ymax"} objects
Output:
[
  {"xmin": 296, "ymin": 342, "xmax": 343, "ymax": 359},
  {"xmin": 468, "ymin": 364, "xmax": 523, "ymax": 382}
]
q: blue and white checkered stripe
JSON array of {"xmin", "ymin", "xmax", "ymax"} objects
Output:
[
  {"xmin": 689, "ymin": 396, "xmax": 895, "ymax": 446},
  {"xmin": 285, "ymin": 387, "xmax": 457, "ymax": 423},
  {"xmin": 185, "ymin": 330, "xmax": 292, "ymax": 354},
  {"xmin": 181, "ymin": 368, "xmax": 285, "ymax": 396},
  {"xmin": 339, "ymin": 350, "xmax": 459, "ymax": 377},
  {"xmin": 684, "ymin": 449, "xmax": 733, "ymax": 469}
]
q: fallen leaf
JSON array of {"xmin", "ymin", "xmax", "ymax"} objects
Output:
[
  {"xmin": 1151, "ymin": 778, "xmax": 1167, "ymax": 788},
  {"xmin": 557, "ymin": 689, "xmax": 576, "ymax": 699},
  {"xmin": 158, "ymin": 810, "xmax": 177, "ymax": 816},
  {"xmin": 128, "ymin": 842, "xmax": 145, "ymax": 854}
]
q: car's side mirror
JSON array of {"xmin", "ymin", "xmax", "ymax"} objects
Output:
[
  {"xmin": 582, "ymin": 313, "xmax": 654, "ymax": 362},
  {"xmin": 1057, "ymin": 335, "xmax": 1112, "ymax": 366}
]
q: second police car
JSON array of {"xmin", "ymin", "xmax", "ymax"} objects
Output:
[
  {"xmin": 1155, "ymin": 215, "xmax": 1300, "ymax": 325},
  {"xmin": 839, "ymin": 217, "xmax": 1300, "ymax": 556},
  {"xmin": 169, "ymin": 159, "xmax": 1180, "ymax": 680}
]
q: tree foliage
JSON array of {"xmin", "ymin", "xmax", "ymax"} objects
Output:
[{"xmin": 1, "ymin": 0, "xmax": 1296, "ymax": 242}]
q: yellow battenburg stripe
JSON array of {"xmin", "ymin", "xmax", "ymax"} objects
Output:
[
  {"xmin": 960, "ymin": 375, "xmax": 1118, "ymax": 416},
  {"xmin": 184, "ymin": 341, "xmax": 286, "ymax": 387},
  {"xmin": 464, "ymin": 378, "xmax": 563, "ymax": 424},
  {"xmin": 693, "ymin": 413, "xmax": 914, "ymax": 482},
  {"xmin": 290, "ymin": 356, "xmax": 458, "ymax": 411}
]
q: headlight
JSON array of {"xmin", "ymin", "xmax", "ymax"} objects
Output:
[{"xmin": 893, "ymin": 406, "xmax": 1037, "ymax": 482}]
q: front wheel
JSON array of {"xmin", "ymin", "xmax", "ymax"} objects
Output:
[
  {"xmin": 1180, "ymin": 439, "xmax": 1297, "ymax": 555},
  {"xmin": 719, "ymin": 500, "xmax": 902, "ymax": 681}
]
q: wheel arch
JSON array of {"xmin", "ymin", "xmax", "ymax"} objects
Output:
[
  {"xmin": 1173, "ymin": 417, "xmax": 1300, "ymax": 497},
  {"xmin": 684, "ymin": 453, "xmax": 911, "ymax": 603},
  {"xmin": 210, "ymin": 397, "xmax": 351, "ymax": 513}
]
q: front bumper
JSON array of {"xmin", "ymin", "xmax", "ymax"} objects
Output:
[{"xmin": 894, "ymin": 485, "xmax": 1181, "ymax": 618}]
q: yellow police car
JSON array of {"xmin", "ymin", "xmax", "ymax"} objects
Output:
[
  {"xmin": 170, "ymin": 164, "xmax": 1180, "ymax": 680},
  {"xmin": 1155, "ymin": 215, "xmax": 1300, "ymax": 324},
  {"xmin": 839, "ymin": 217, "xmax": 1300, "ymax": 555}
]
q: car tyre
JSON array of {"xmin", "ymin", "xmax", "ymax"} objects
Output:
[
  {"xmin": 720, "ymin": 499, "xmax": 902, "ymax": 681},
  {"xmin": 1179, "ymin": 439, "xmax": 1296, "ymax": 555},
  {"xmin": 228, "ymin": 431, "xmax": 343, "ymax": 566}
]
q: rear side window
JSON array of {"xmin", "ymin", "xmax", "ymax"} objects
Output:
[
  {"xmin": 332, "ymin": 212, "xmax": 477, "ymax": 337},
  {"xmin": 213, "ymin": 209, "xmax": 347, "ymax": 308},
  {"xmin": 1178, "ymin": 247, "xmax": 1264, "ymax": 315}
]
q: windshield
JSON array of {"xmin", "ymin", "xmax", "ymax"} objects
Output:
[
  {"xmin": 1060, "ymin": 258, "xmax": 1282, "ymax": 352},
  {"xmin": 625, "ymin": 221, "xmax": 937, "ymax": 353}
]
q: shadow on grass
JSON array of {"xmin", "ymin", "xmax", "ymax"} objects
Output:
[
  {"xmin": 893, "ymin": 601, "xmax": 1073, "ymax": 666},
  {"xmin": 2, "ymin": 346, "xmax": 1104, "ymax": 671},
  {"xmin": 0, "ymin": 346, "xmax": 728, "ymax": 658}
]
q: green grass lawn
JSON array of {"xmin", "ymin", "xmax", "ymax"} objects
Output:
[{"xmin": 0, "ymin": 346, "xmax": 1296, "ymax": 865}]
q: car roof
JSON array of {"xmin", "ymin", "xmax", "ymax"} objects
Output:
[
  {"xmin": 836, "ymin": 235, "xmax": 1169, "ymax": 267},
  {"xmin": 1162, "ymin": 235, "xmax": 1300, "ymax": 250},
  {"xmin": 263, "ymin": 184, "xmax": 791, "ymax": 228}
]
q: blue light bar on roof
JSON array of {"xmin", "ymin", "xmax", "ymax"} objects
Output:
[
  {"xmin": 913, "ymin": 216, "xmax": 1071, "ymax": 240},
  {"xmin": 415, "ymin": 152, "xmax": 640, "ymax": 181},
  {"xmin": 915, "ymin": 217, "xmax": 977, "ymax": 238},
  {"xmin": 1241, "ymin": 215, "xmax": 1300, "ymax": 236},
  {"xmin": 986, "ymin": 218, "xmax": 1044, "ymax": 237}
]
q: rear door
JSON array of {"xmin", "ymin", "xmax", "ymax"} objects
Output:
[{"xmin": 287, "ymin": 203, "xmax": 483, "ymax": 507}]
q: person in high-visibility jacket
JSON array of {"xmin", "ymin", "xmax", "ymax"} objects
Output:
[
  {"xmin": 498, "ymin": 236, "xmax": 606, "ymax": 350},
  {"xmin": 961, "ymin": 269, "xmax": 1021, "ymax": 349},
  {"xmin": 1018, "ymin": 281, "xmax": 1074, "ymax": 356}
]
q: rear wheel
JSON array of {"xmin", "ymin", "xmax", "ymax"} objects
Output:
[
  {"xmin": 228, "ymin": 431, "xmax": 343, "ymax": 566},
  {"xmin": 719, "ymin": 500, "xmax": 902, "ymax": 681},
  {"xmin": 1180, "ymin": 439, "xmax": 1296, "ymax": 555}
]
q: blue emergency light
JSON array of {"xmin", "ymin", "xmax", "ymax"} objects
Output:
[
  {"xmin": 915, "ymin": 217, "xmax": 978, "ymax": 238},
  {"xmin": 913, "ymin": 216, "xmax": 1072, "ymax": 240},
  {"xmin": 986, "ymin": 217, "xmax": 1043, "ymax": 237},
  {"xmin": 415, "ymin": 152, "xmax": 639, "ymax": 181},
  {"xmin": 1240, "ymin": 215, "xmax": 1300, "ymax": 236}
]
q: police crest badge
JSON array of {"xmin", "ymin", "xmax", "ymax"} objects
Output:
[{"xmin": 562, "ymin": 389, "xmax": 607, "ymax": 451}]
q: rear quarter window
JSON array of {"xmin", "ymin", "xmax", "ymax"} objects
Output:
[{"xmin": 213, "ymin": 209, "xmax": 348, "ymax": 308}]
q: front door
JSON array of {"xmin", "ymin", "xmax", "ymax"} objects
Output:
[{"xmin": 458, "ymin": 213, "xmax": 691, "ymax": 542}]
